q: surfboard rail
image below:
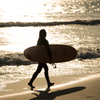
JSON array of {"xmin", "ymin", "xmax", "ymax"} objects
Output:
[{"xmin": 24, "ymin": 44, "xmax": 77, "ymax": 63}]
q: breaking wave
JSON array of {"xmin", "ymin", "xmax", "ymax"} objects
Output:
[
  {"xmin": 0, "ymin": 19, "xmax": 100, "ymax": 27},
  {"xmin": 0, "ymin": 53, "xmax": 35, "ymax": 67},
  {"xmin": 77, "ymin": 47, "xmax": 100, "ymax": 59},
  {"xmin": 0, "ymin": 47, "xmax": 100, "ymax": 66}
]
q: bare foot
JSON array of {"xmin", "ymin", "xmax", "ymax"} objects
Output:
[
  {"xmin": 28, "ymin": 83, "xmax": 35, "ymax": 90},
  {"xmin": 48, "ymin": 83, "xmax": 55, "ymax": 88}
]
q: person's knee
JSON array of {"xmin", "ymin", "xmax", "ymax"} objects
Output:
[
  {"xmin": 37, "ymin": 69, "xmax": 42, "ymax": 73},
  {"xmin": 34, "ymin": 68, "xmax": 42, "ymax": 74}
]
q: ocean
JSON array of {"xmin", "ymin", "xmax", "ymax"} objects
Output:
[{"xmin": 0, "ymin": 0, "xmax": 100, "ymax": 91}]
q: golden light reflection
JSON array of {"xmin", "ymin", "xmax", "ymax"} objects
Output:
[
  {"xmin": 1, "ymin": 27, "xmax": 43, "ymax": 52},
  {"xmin": 0, "ymin": 0, "xmax": 51, "ymax": 22}
]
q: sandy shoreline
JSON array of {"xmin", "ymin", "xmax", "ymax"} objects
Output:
[{"xmin": 0, "ymin": 73, "xmax": 100, "ymax": 100}]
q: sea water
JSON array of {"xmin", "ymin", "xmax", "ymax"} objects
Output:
[{"xmin": 0, "ymin": 0, "xmax": 100, "ymax": 90}]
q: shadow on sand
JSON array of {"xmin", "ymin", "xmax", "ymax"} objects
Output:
[{"xmin": 30, "ymin": 86, "xmax": 86, "ymax": 100}]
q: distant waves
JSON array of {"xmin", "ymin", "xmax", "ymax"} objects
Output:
[{"xmin": 0, "ymin": 19, "xmax": 100, "ymax": 27}]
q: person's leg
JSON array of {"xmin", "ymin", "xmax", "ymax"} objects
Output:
[
  {"xmin": 28, "ymin": 63, "xmax": 42, "ymax": 90},
  {"xmin": 43, "ymin": 63, "xmax": 50, "ymax": 83},
  {"xmin": 43, "ymin": 63, "xmax": 54, "ymax": 88}
]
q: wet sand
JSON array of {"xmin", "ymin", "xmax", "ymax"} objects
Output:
[{"xmin": 0, "ymin": 74, "xmax": 100, "ymax": 100}]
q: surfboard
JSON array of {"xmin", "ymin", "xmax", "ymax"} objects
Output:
[{"xmin": 24, "ymin": 44, "xmax": 77, "ymax": 63}]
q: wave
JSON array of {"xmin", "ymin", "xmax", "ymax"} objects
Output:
[
  {"xmin": 0, "ymin": 19, "xmax": 100, "ymax": 27},
  {"xmin": 0, "ymin": 53, "xmax": 36, "ymax": 67},
  {"xmin": 0, "ymin": 47, "xmax": 100, "ymax": 66},
  {"xmin": 77, "ymin": 47, "xmax": 100, "ymax": 60}
]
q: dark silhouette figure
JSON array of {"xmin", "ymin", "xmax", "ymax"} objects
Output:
[{"xmin": 28, "ymin": 29, "xmax": 54, "ymax": 90}]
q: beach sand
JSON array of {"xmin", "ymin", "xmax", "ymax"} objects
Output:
[{"xmin": 0, "ymin": 74, "xmax": 100, "ymax": 100}]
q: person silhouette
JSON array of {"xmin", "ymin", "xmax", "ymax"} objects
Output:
[{"xmin": 28, "ymin": 29, "xmax": 54, "ymax": 90}]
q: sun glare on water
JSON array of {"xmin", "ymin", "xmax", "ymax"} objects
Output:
[
  {"xmin": 0, "ymin": 0, "xmax": 79, "ymax": 52},
  {"xmin": 0, "ymin": 0, "xmax": 55, "ymax": 52},
  {"xmin": 0, "ymin": 0, "xmax": 53, "ymax": 22},
  {"xmin": 0, "ymin": 27, "xmax": 42, "ymax": 52}
]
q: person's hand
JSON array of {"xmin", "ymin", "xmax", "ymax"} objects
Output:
[{"xmin": 51, "ymin": 63, "xmax": 57, "ymax": 68}]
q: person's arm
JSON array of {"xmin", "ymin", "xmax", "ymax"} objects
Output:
[
  {"xmin": 45, "ymin": 40, "xmax": 52, "ymax": 63},
  {"xmin": 37, "ymin": 38, "xmax": 40, "ymax": 45}
]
